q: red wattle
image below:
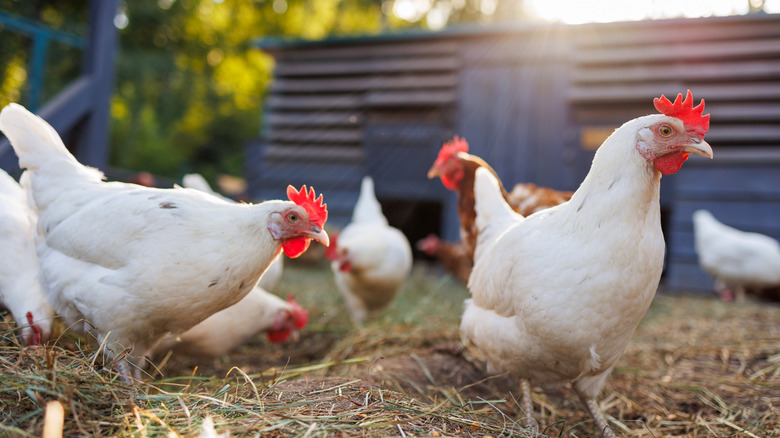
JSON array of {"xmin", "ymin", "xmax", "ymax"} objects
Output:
[
  {"xmin": 267, "ymin": 329, "xmax": 291, "ymax": 343},
  {"xmin": 282, "ymin": 238, "xmax": 311, "ymax": 258},
  {"xmin": 654, "ymin": 152, "xmax": 689, "ymax": 175}
]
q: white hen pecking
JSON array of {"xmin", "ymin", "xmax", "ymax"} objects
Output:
[{"xmin": 0, "ymin": 169, "xmax": 54, "ymax": 346}]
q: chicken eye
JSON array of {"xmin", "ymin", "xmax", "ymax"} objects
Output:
[
  {"xmin": 287, "ymin": 213, "xmax": 298, "ymax": 223},
  {"xmin": 659, "ymin": 125, "xmax": 673, "ymax": 137}
]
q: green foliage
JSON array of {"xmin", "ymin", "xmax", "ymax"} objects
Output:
[
  {"xmin": 110, "ymin": 0, "xmax": 387, "ymax": 181},
  {"xmin": 0, "ymin": 0, "xmax": 85, "ymax": 108}
]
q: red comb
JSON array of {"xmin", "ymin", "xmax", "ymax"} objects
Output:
[
  {"xmin": 287, "ymin": 185, "xmax": 327, "ymax": 228},
  {"xmin": 286, "ymin": 295, "xmax": 309, "ymax": 329},
  {"xmin": 653, "ymin": 90, "xmax": 710, "ymax": 137},
  {"xmin": 435, "ymin": 136, "xmax": 469, "ymax": 163}
]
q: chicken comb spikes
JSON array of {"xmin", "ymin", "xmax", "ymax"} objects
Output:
[
  {"xmin": 437, "ymin": 136, "xmax": 469, "ymax": 161},
  {"xmin": 286, "ymin": 185, "xmax": 328, "ymax": 228},
  {"xmin": 653, "ymin": 90, "xmax": 710, "ymax": 137}
]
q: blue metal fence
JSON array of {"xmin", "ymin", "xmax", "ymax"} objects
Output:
[{"xmin": 0, "ymin": 10, "xmax": 86, "ymax": 112}]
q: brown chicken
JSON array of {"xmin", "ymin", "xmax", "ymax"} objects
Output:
[
  {"xmin": 416, "ymin": 234, "xmax": 472, "ymax": 285},
  {"xmin": 427, "ymin": 136, "xmax": 573, "ymax": 263}
]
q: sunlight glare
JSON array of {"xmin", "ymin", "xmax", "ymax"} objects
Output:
[{"xmin": 525, "ymin": 0, "xmax": 758, "ymax": 24}]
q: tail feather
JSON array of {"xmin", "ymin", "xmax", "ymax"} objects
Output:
[
  {"xmin": 473, "ymin": 167, "xmax": 523, "ymax": 249},
  {"xmin": 0, "ymin": 103, "xmax": 102, "ymax": 220},
  {"xmin": 352, "ymin": 176, "xmax": 387, "ymax": 225},
  {"xmin": 0, "ymin": 103, "xmax": 77, "ymax": 171}
]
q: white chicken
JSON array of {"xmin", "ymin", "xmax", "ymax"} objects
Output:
[
  {"xmin": 325, "ymin": 176, "xmax": 412, "ymax": 325},
  {"xmin": 0, "ymin": 103, "xmax": 329, "ymax": 379},
  {"xmin": 182, "ymin": 173, "xmax": 284, "ymax": 291},
  {"xmin": 0, "ymin": 169, "xmax": 55, "ymax": 346},
  {"xmin": 461, "ymin": 91, "xmax": 713, "ymax": 437},
  {"xmin": 150, "ymin": 174, "xmax": 298, "ymax": 359},
  {"xmin": 152, "ymin": 292, "xmax": 308, "ymax": 358},
  {"xmin": 693, "ymin": 209, "xmax": 780, "ymax": 301}
]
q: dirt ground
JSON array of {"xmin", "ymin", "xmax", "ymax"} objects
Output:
[
  {"xmin": 148, "ymin": 272, "xmax": 779, "ymax": 437},
  {"xmin": 1, "ymin": 263, "xmax": 777, "ymax": 437}
]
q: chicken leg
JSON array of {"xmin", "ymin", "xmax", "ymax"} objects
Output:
[
  {"xmin": 520, "ymin": 379, "xmax": 534, "ymax": 427},
  {"xmin": 579, "ymin": 394, "xmax": 616, "ymax": 438}
]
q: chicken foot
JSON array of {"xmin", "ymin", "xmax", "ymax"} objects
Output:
[{"xmin": 579, "ymin": 394, "xmax": 616, "ymax": 438}]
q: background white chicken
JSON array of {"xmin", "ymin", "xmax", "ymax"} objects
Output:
[
  {"xmin": 0, "ymin": 103, "xmax": 329, "ymax": 380},
  {"xmin": 693, "ymin": 209, "xmax": 780, "ymax": 301},
  {"xmin": 325, "ymin": 176, "xmax": 412, "ymax": 325},
  {"xmin": 150, "ymin": 174, "xmax": 299, "ymax": 359},
  {"xmin": 461, "ymin": 91, "xmax": 713, "ymax": 437},
  {"xmin": 0, "ymin": 169, "xmax": 54, "ymax": 346},
  {"xmin": 152, "ymin": 292, "xmax": 308, "ymax": 358}
]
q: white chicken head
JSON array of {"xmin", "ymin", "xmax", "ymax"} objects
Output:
[
  {"xmin": 268, "ymin": 185, "xmax": 330, "ymax": 258},
  {"xmin": 635, "ymin": 90, "xmax": 713, "ymax": 175},
  {"xmin": 267, "ymin": 295, "xmax": 309, "ymax": 343}
]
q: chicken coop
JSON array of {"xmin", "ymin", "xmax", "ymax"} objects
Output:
[{"xmin": 249, "ymin": 13, "xmax": 780, "ymax": 292}]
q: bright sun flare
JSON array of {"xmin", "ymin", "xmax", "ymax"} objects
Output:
[{"xmin": 525, "ymin": 0, "xmax": 780, "ymax": 24}]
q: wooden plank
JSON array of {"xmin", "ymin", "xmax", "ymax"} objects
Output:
[
  {"xmin": 267, "ymin": 112, "xmax": 363, "ymax": 127},
  {"xmin": 574, "ymin": 38, "xmax": 780, "ymax": 65},
  {"xmin": 77, "ymin": 0, "xmax": 119, "ymax": 169},
  {"xmin": 569, "ymin": 83, "xmax": 780, "ymax": 103},
  {"xmin": 573, "ymin": 15, "xmax": 780, "ymax": 48},
  {"xmin": 270, "ymin": 73, "xmax": 458, "ymax": 93},
  {"xmin": 274, "ymin": 56, "xmax": 457, "ymax": 77},
  {"xmin": 266, "ymin": 95, "xmax": 361, "ymax": 110},
  {"xmin": 573, "ymin": 60, "xmax": 780, "ymax": 84},
  {"xmin": 707, "ymin": 103, "xmax": 780, "ymax": 122},
  {"xmin": 674, "ymin": 166, "xmax": 780, "ymax": 200},
  {"xmin": 364, "ymin": 90, "xmax": 456, "ymax": 106},
  {"xmin": 272, "ymin": 40, "xmax": 458, "ymax": 62},
  {"xmin": 684, "ymin": 147, "xmax": 780, "ymax": 165},
  {"xmin": 250, "ymin": 159, "xmax": 364, "ymax": 184},
  {"xmin": 706, "ymin": 125, "xmax": 780, "ymax": 144},
  {"xmin": 267, "ymin": 128, "xmax": 363, "ymax": 144},
  {"xmin": 262, "ymin": 144, "xmax": 363, "ymax": 162}
]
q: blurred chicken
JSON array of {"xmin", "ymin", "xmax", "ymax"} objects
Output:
[
  {"xmin": 462, "ymin": 91, "xmax": 713, "ymax": 437},
  {"xmin": 427, "ymin": 136, "xmax": 572, "ymax": 261},
  {"xmin": 693, "ymin": 209, "xmax": 780, "ymax": 302},
  {"xmin": 0, "ymin": 103, "xmax": 329, "ymax": 380},
  {"xmin": 506, "ymin": 182, "xmax": 573, "ymax": 216},
  {"xmin": 416, "ymin": 234, "xmax": 471, "ymax": 285},
  {"xmin": 0, "ymin": 169, "xmax": 54, "ymax": 346},
  {"xmin": 152, "ymin": 293, "xmax": 307, "ymax": 358},
  {"xmin": 325, "ymin": 176, "xmax": 412, "ymax": 325}
]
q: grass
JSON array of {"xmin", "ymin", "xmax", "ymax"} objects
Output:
[{"xmin": 1, "ymin": 261, "xmax": 778, "ymax": 437}]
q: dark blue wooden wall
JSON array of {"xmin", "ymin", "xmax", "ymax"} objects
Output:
[{"xmin": 252, "ymin": 14, "xmax": 780, "ymax": 292}]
